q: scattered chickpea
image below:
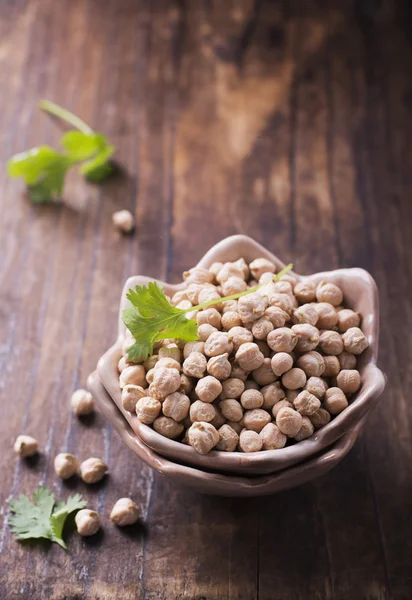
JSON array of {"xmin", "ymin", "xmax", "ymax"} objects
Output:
[
  {"xmin": 80, "ymin": 458, "xmax": 108, "ymax": 484},
  {"xmin": 153, "ymin": 416, "xmax": 184, "ymax": 439},
  {"xmin": 336, "ymin": 369, "xmax": 361, "ymax": 395},
  {"xmin": 239, "ymin": 429, "xmax": 263, "ymax": 452},
  {"xmin": 136, "ymin": 396, "xmax": 162, "ymax": 424},
  {"xmin": 54, "ymin": 453, "xmax": 79, "ymax": 479},
  {"xmin": 282, "ymin": 368, "xmax": 307, "ymax": 391},
  {"xmin": 305, "ymin": 377, "xmax": 328, "ymax": 399},
  {"xmin": 318, "ymin": 330, "xmax": 344, "ymax": 355},
  {"xmin": 291, "ymin": 324, "xmax": 320, "ymax": 352},
  {"xmin": 75, "ymin": 509, "xmax": 101, "ymax": 537},
  {"xmin": 219, "ymin": 399, "xmax": 244, "ymax": 422},
  {"xmin": 338, "ymin": 351, "xmax": 357, "ymax": 370},
  {"xmin": 162, "ymin": 392, "xmax": 190, "ymax": 422},
  {"xmin": 252, "ymin": 358, "xmax": 276, "ymax": 386},
  {"xmin": 121, "ymin": 384, "xmax": 146, "ymax": 412},
  {"xmin": 337, "ymin": 309, "xmax": 361, "ymax": 333},
  {"xmin": 267, "ymin": 328, "xmax": 297, "ymax": 353},
  {"xmin": 315, "ymin": 302, "xmax": 339, "ymax": 329},
  {"xmin": 120, "ymin": 365, "xmax": 146, "ymax": 390},
  {"xmin": 323, "ymin": 355, "xmax": 341, "ymax": 377},
  {"xmin": 221, "ymin": 311, "xmax": 242, "ymax": 330},
  {"xmin": 220, "ymin": 377, "xmax": 245, "ymax": 399},
  {"xmin": 235, "ymin": 342, "xmax": 264, "ymax": 370},
  {"xmin": 272, "ymin": 399, "xmax": 293, "ymax": 418},
  {"xmin": 112, "ymin": 209, "xmax": 135, "ymax": 233},
  {"xmin": 110, "ymin": 498, "xmax": 140, "ymax": 526},
  {"xmin": 243, "ymin": 408, "xmax": 271, "ymax": 432},
  {"xmin": 323, "ymin": 387, "xmax": 348, "ymax": 415},
  {"xmin": 270, "ymin": 352, "xmax": 292, "ymax": 377},
  {"xmin": 260, "ymin": 423, "xmax": 287, "ymax": 450},
  {"xmin": 276, "ymin": 407, "xmax": 303, "ymax": 437},
  {"xmin": 294, "ymin": 416, "xmax": 314, "ymax": 441},
  {"xmin": 14, "ymin": 435, "xmax": 38, "ymax": 457},
  {"xmin": 292, "ymin": 304, "xmax": 318, "ymax": 325},
  {"xmin": 207, "ymin": 353, "xmax": 231, "ymax": 380},
  {"xmin": 294, "ymin": 281, "xmax": 317, "ymax": 304},
  {"xmin": 252, "ymin": 317, "xmax": 274, "ymax": 340},
  {"xmin": 240, "ymin": 389, "xmax": 264, "ymax": 409},
  {"xmin": 293, "ymin": 390, "xmax": 321, "ymax": 416},
  {"xmin": 264, "ymin": 306, "xmax": 289, "ymax": 328},
  {"xmin": 342, "ymin": 327, "xmax": 369, "ymax": 355},
  {"xmin": 149, "ymin": 367, "xmax": 181, "ymax": 399},
  {"xmin": 195, "ymin": 376, "xmax": 222, "ymax": 403},
  {"xmin": 296, "ymin": 351, "xmax": 325, "ymax": 378},
  {"xmin": 316, "ymin": 281, "xmax": 343, "ymax": 306},
  {"xmin": 216, "ymin": 424, "xmax": 239, "ymax": 452},
  {"xmin": 204, "ymin": 331, "xmax": 233, "ymax": 357},
  {"xmin": 182, "ymin": 352, "xmax": 207, "ymax": 378},
  {"xmin": 261, "ymin": 382, "xmax": 286, "ymax": 409},
  {"xmin": 190, "ymin": 400, "xmax": 216, "ymax": 423},
  {"xmin": 71, "ymin": 389, "xmax": 95, "ymax": 416},
  {"xmin": 188, "ymin": 422, "xmax": 219, "ymax": 454}
]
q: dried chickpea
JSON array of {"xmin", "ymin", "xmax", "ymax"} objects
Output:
[
  {"xmin": 122, "ymin": 336, "xmax": 136, "ymax": 358},
  {"xmin": 149, "ymin": 367, "xmax": 181, "ymax": 399},
  {"xmin": 110, "ymin": 498, "xmax": 140, "ymax": 526},
  {"xmin": 336, "ymin": 369, "xmax": 361, "ymax": 395},
  {"xmin": 222, "ymin": 276, "xmax": 248, "ymax": 296},
  {"xmin": 342, "ymin": 327, "xmax": 369, "ymax": 355},
  {"xmin": 211, "ymin": 405, "xmax": 226, "ymax": 429},
  {"xmin": 272, "ymin": 399, "xmax": 293, "ymax": 418},
  {"xmin": 75, "ymin": 509, "xmax": 101, "ymax": 537},
  {"xmin": 143, "ymin": 354, "xmax": 159, "ymax": 371},
  {"xmin": 286, "ymin": 389, "xmax": 300, "ymax": 403},
  {"xmin": 259, "ymin": 272, "xmax": 276, "ymax": 284},
  {"xmin": 271, "ymin": 352, "xmax": 294, "ymax": 376},
  {"xmin": 240, "ymin": 389, "xmax": 264, "ymax": 409},
  {"xmin": 220, "ymin": 377, "xmax": 245, "ymax": 399},
  {"xmin": 239, "ymin": 429, "xmax": 263, "ymax": 453},
  {"xmin": 179, "ymin": 374, "xmax": 193, "ymax": 394},
  {"xmin": 305, "ymin": 377, "xmax": 327, "ymax": 399},
  {"xmin": 219, "ymin": 399, "xmax": 244, "ymax": 422},
  {"xmin": 243, "ymin": 409, "xmax": 271, "ymax": 432},
  {"xmin": 190, "ymin": 400, "xmax": 216, "ymax": 423},
  {"xmin": 261, "ymin": 382, "xmax": 285, "ymax": 409},
  {"xmin": 204, "ymin": 331, "xmax": 233, "ymax": 357},
  {"xmin": 338, "ymin": 351, "xmax": 357, "ymax": 370},
  {"xmin": 234, "ymin": 257, "xmax": 250, "ymax": 279},
  {"xmin": 183, "ymin": 352, "xmax": 207, "ymax": 378},
  {"xmin": 146, "ymin": 368, "xmax": 155, "ymax": 384},
  {"xmin": 195, "ymin": 376, "xmax": 223, "ymax": 403},
  {"xmin": 216, "ymin": 262, "xmax": 245, "ymax": 284},
  {"xmin": 259, "ymin": 423, "xmax": 287, "ymax": 450},
  {"xmin": 323, "ymin": 387, "xmax": 348, "ymax": 415},
  {"xmin": 294, "ymin": 416, "xmax": 314, "ymax": 441},
  {"xmin": 237, "ymin": 292, "xmax": 267, "ymax": 323},
  {"xmin": 315, "ymin": 302, "xmax": 339, "ymax": 329},
  {"xmin": 183, "ymin": 341, "xmax": 205, "ymax": 358},
  {"xmin": 121, "ymin": 384, "xmax": 146, "ymax": 412},
  {"xmin": 118, "ymin": 355, "xmax": 132, "ymax": 373},
  {"xmin": 292, "ymin": 303, "xmax": 319, "ymax": 326},
  {"xmin": 186, "ymin": 283, "xmax": 205, "ymax": 304},
  {"xmin": 273, "ymin": 280, "xmax": 294, "ymax": 296},
  {"xmin": 293, "ymin": 390, "xmax": 321, "ymax": 416},
  {"xmin": 221, "ymin": 299, "xmax": 238, "ymax": 313},
  {"xmin": 267, "ymin": 328, "xmax": 297, "ymax": 353},
  {"xmin": 158, "ymin": 344, "xmax": 181, "ymax": 362},
  {"xmin": 198, "ymin": 324, "xmax": 218, "ymax": 341},
  {"xmin": 14, "ymin": 435, "xmax": 38, "ymax": 457},
  {"xmin": 269, "ymin": 293, "xmax": 294, "ymax": 314},
  {"xmin": 197, "ymin": 287, "xmax": 222, "ymax": 310},
  {"xmin": 188, "ymin": 422, "xmax": 219, "ymax": 454},
  {"xmin": 337, "ymin": 309, "xmax": 361, "ymax": 332},
  {"xmin": 316, "ymin": 281, "xmax": 343, "ymax": 306},
  {"xmin": 216, "ymin": 424, "xmax": 239, "ymax": 452},
  {"xmin": 291, "ymin": 324, "xmax": 320, "ymax": 352},
  {"xmin": 120, "ymin": 365, "xmax": 146, "ymax": 390},
  {"xmin": 221, "ymin": 311, "xmax": 242, "ymax": 330},
  {"xmin": 183, "ymin": 267, "xmax": 215, "ymax": 285},
  {"xmin": 227, "ymin": 420, "xmax": 243, "ymax": 434},
  {"xmin": 71, "ymin": 389, "xmax": 95, "ymax": 416},
  {"xmin": 296, "ymin": 351, "xmax": 325, "ymax": 377},
  {"xmin": 318, "ymin": 330, "xmax": 344, "ymax": 355},
  {"xmin": 136, "ymin": 396, "xmax": 161, "ymax": 424},
  {"xmin": 244, "ymin": 379, "xmax": 260, "ymax": 390},
  {"xmin": 162, "ymin": 392, "xmax": 190, "ymax": 421},
  {"xmin": 323, "ymin": 355, "xmax": 341, "ymax": 377},
  {"xmin": 209, "ymin": 261, "xmax": 224, "ymax": 278},
  {"xmin": 196, "ymin": 308, "xmax": 222, "ymax": 329},
  {"xmin": 228, "ymin": 326, "xmax": 254, "ymax": 352},
  {"xmin": 251, "ymin": 317, "xmax": 274, "ymax": 340},
  {"xmin": 252, "ymin": 358, "xmax": 277, "ymax": 385},
  {"xmin": 282, "ymin": 368, "xmax": 307, "ymax": 390},
  {"xmin": 294, "ymin": 281, "xmax": 317, "ymax": 304},
  {"xmin": 54, "ymin": 453, "xmax": 79, "ymax": 479},
  {"xmin": 310, "ymin": 407, "xmax": 331, "ymax": 429},
  {"xmin": 171, "ymin": 289, "xmax": 189, "ymax": 306},
  {"xmin": 153, "ymin": 416, "xmax": 184, "ymax": 439},
  {"xmin": 154, "ymin": 357, "xmax": 181, "ymax": 371},
  {"xmin": 276, "ymin": 407, "xmax": 303, "ymax": 437},
  {"xmin": 264, "ymin": 306, "xmax": 289, "ymax": 328},
  {"xmin": 230, "ymin": 362, "xmax": 249, "ymax": 381},
  {"xmin": 80, "ymin": 458, "xmax": 108, "ymax": 484},
  {"xmin": 207, "ymin": 353, "xmax": 231, "ymax": 380},
  {"xmin": 235, "ymin": 342, "xmax": 265, "ymax": 370},
  {"xmin": 249, "ymin": 258, "xmax": 276, "ymax": 280}
]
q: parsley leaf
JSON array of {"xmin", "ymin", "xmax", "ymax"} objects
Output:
[{"xmin": 9, "ymin": 485, "xmax": 86, "ymax": 550}]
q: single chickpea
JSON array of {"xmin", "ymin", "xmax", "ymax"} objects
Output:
[
  {"xmin": 158, "ymin": 344, "xmax": 181, "ymax": 363},
  {"xmin": 337, "ymin": 309, "xmax": 361, "ymax": 333},
  {"xmin": 190, "ymin": 400, "xmax": 216, "ymax": 423},
  {"xmin": 80, "ymin": 458, "xmax": 108, "ymax": 484},
  {"xmin": 118, "ymin": 355, "xmax": 132, "ymax": 373},
  {"xmin": 294, "ymin": 281, "xmax": 317, "ymax": 304},
  {"xmin": 316, "ymin": 281, "xmax": 343, "ymax": 306},
  {"xmin": 291, "ymin": 324, "xmax": 320, "ymax": 352},
  {"xmin": 211, "ymin": 405, "xmax": 226, "ymax": 429},
  {"xmin": 305, "ymin": 377, "xmax": 327, "ymax": 399},
  {"xmin": 154, "ymin": 357, "xmax": 181, "ymax": 372},
  {"xmin": 264, "ymin": 306, "xmax": 289, "ymax": 328},
  {"xmin": 162, "ymin": 392, "xmax": 190, "ymax": 421},
  {"xmin": 278, "ymin": 273, "xmax": 298, "ymax": 289},
  {"xmin": 235, "ymin": 343, "xmax": 265, "ymax": 370},
  {"xmin": 207, "ymin": 353, "xmax": 231, "ymax": 380},
  {"xmin": 256, "ymin": 340, "xmax": 271, "ymax": 358},
  {"xmin": 318, "ymin": 330, "xmax": 344, "ymax": 355},
  {"xmin": 71, "ymin": 389, "xmax": 95, "ymax": 416},
  {"xmin": 227, "ymin": 326, "xmax": 253, "ymax": 351},
  {"xmin": 221, "ymin": 299, "xmax": 239, "ymax": 313},
  {"xmin": 222, "ymin": 276, "xmax": 248, "ymax": 296},
  {"xmin": 143, "ymin": 354, "xmax": 159, "ymax": 371},
  {"xmin": 220, "ymin": 377, "xmax": 245, "ymax": 399},
  {"xmin": 183, "ymin": 341, "xmax": 205, "ymax": 358},
  {"xmin": 292, "ymin": 304, "xmax": 319, "ymax": 326},
  {"xmin": 183, "ymin": 352, "xmax": 207, "ymax": 378},
  {"xmin": 286, "ymin": 389, "xmax": 300, "ymax": 403},
  {"xmin": 75, "ymin": 509, "xmax": 101, "ymax": 537},
  {"xmin": 310, "ymin": 407, "xmax": 331, "ymax": 429},
  {"xmin": 342, "ymin": 327, "xmax": 369, "ymax": 355},
  {"xmin": 273, "ymin": 280, "xmax": 294, "ymax": 296},
  {"xmin": 196, "ymin": 308, "xmax": 222, "ymax": 329},
  {"xmin": 112, "ymin": 209, "xmax": 135, "ymax": 233},
  {"xmin": 204, "ymin": 332, "xmax": 233, "ymax": 357},
  {"xmin": 153, "ymin": 416, "xmax": 184, "ymax": 439},
  {"xmin": 276, "ymin": 407, "xmax": 303, "ymax": 437},
  {"xmin": 221, "ymin": 311, "xmax": 242, "ymax": 330},
  {"xmin": 244, "ymin": 379, "xmax": 260, "ymax": 390},
  {"xmin": 188, "ymin": 422, "xmax": 219, "ymax": 454},
  {"xmin": 243, "ymin": 408, "xmax": 271, "ymax": 432},
  {"xmin": 230, "ymin": 362, "xmax": 250, "ymax": 381},
  {"xmin": 219, "ymin": 399, "xmax": 244, "ymax": 422},
  {"xmin": 234, "ymin": 257, "xmax": 250, "ymax": 280},
  {"xmin": 315, "ymin": 302, "xmax": 339, "ymax": 329},
  {"xmin": 271, "ymin": 352, "xmax": 294, "ymax": 377},
  {"xmin": 249, "ymin": 258, "xmax": 276, "ymax": 280},
  {"xmin": 226, "ymin": 420, "xmax": 243, "ymax": 434},
  {"xmin": 240, "ymin": 389, "xmax": 264, "ymax": 410},
  {"xmin": 296, "ymin": 351, "xmax": 325, "ymax": 377},
  {"xmin": 259, "ymin": 272, "xmax": 276, "ymax": 284},
  {"xmin": 186, "ymin": 283, "xmax": 205, "ymax": 304},
  {"xmin": 336, "ymin": 369, "xmax": 361, "ymax": 395},
  {"xmin": 54, "ymin": 453, "xmax": 79, "ymax": 479},
  {"xmin": 237, "ymin": 292, "xmax": 267, "ymax": 323},
  {"xmin": 272, "ymin": 399, "xmax": 293, "ymax": 418},
  {"xmin": 195, "ymin": 376, "xmax": 223, "ymax": 403},
  {"xmin": 239, "ymin": 429, "xmax": 263, "ymax": 452},
  {"xmin": 110, "ymin": 498, "xmax": 140, "ymax": 526},
  {"xmin": 323, "ymin": 387, "xmax": 348, "ymax": 414},
  {"xmin": 136, "ymin": 396, "xmax": 161, "ymax": 424},
  {"xmin": 252, "ymin": 358, "xmax": 277, "ymax": 386},
  {"xmin": 149, "ymin": 367, "xmax": 181, "ymax": 400},
  {"xmin": 282, "ymin": 368, "xmax": 307, "ymax": 390},
  {"xmin": 268, "ymin": 293, "xmax": 294, "ymax": 314},
  {"xmin": 338, "ymin": 351, "xmax": 357, "ymax": 370},
  {"xmin": 216, "ymin": 424, "xmax": 239, "ymax": 451},
  {"xmin": 323, "ymin": 355, "xmax": 341, "ymax": 377},
  {"xmin": 251, "ymin": 317, "xmax": 274, "ymax": 340},
  {"xmin": 179, "ymin": 374, "xmax": 193, "ymax": 395},
  {"xmin": 267, "ymin": 328, "xmax": 297, "ymax": 353},
  {"xmin": 183, "ymin": 267, "xmax": 215, "ymax": 285},
  {"xmin": 259, "ymin": 423, "xmax": 287, "ymax": 450},
  {"xmin": 197, "ymin": 287, "xmax": 222, "ymax": 311},
  {"xmin": 121, "ymin": 384, "xmax": 146, "ymax": 412},
  {"xmin": 120, "ymin": 365, "xmax": 146, "ymax": 390},
  {"xmin": 171, "ymin": 289, "xmax": 190, "ymax": 306},
  {"xmin": 14, "ymin": 435, "xmax": 38, "ymax": 457},
  {"xmin": 198, "ymin": 324, "xmax": 218, "ymax": 342},
  {"xmin": 293, "ymin": 390, "xmax": 321, "ymax": 416},
  {"xmin": 216, "ymin": 262, "xmax": 246, "ymax": 284},
  {"xmin": 145, "ymin": 368, "xmax": 155, "ymax": 384},
  {"xmin": 294, "ymin": 416, "xmax": 315, "ymax": 441},
  {"xmin": 261, "ymin": 382, "xmax": 285, "ymax": 409},
  {"xmin": 209, "ymin": 261, "xmax": 224, "ymax": 278}
]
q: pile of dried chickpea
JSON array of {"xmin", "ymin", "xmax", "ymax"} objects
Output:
[{"xmin": 119, "ymin": 257, "xmax": 369, "ymax": 455}]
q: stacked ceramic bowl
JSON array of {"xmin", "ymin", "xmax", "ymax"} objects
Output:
[{"xmin": 88, "ymin": 236, "xmax": 385, "ymax": 497}]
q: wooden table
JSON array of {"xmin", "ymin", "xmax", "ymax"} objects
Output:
[{"xmin": 0, "ymin": 0, "xmax": 410, "ymax": 598}]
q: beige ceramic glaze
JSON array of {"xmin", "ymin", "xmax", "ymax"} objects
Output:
[
  {"xmin": 88, "ymin": 370, "xmax": 367, "ymax": 497},
  {"xmin": 97, "ymin": 235, "xmax": 385, "ymax": 476}
]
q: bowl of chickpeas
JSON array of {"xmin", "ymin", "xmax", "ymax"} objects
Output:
[{"xmin": 94, "ymin": 235, "xmax": 385, "ymax": 489}]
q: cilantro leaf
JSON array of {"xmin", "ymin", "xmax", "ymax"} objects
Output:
[
  {"xmin": 80, "ymin": 145, "xmax": 115, "ymax": 182},
  {"xmin": 9, "ymin": 486, "xmax": 86, "ymax": 550}
]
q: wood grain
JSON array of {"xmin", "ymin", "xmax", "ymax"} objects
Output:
[{"xmin": 0, "ymin": 0, "xmax": 411, "ymax": 598}]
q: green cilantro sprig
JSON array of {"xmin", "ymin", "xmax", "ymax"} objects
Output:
[
  {"xmin": 9, "ymin": 485, "xmax": 86, "ymax": 550},
  {"xmin": 123, "ymin": 264, "xmax": 293, "ymax": 362},
  {"xmin": 7, "ymin": 100, "xmax": 115, "ymax": 203}
]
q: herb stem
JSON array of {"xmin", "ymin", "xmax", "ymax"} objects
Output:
[{"xmin": 38, "ymin": 100, "xmax": 93, "ymax": 134}]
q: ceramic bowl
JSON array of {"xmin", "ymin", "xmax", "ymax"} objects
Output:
[
  {"xmin": 97, "ymin": 235, "xmax": 385, "ymax": 475},
  {"xmin": 88, "ymin": 370, "xmax": 367, "ymax": 497}
]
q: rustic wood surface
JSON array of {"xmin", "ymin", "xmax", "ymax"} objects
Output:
[{"xmin": 0, "ymin": 0, "xmax": 411, "ymax": 598}]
